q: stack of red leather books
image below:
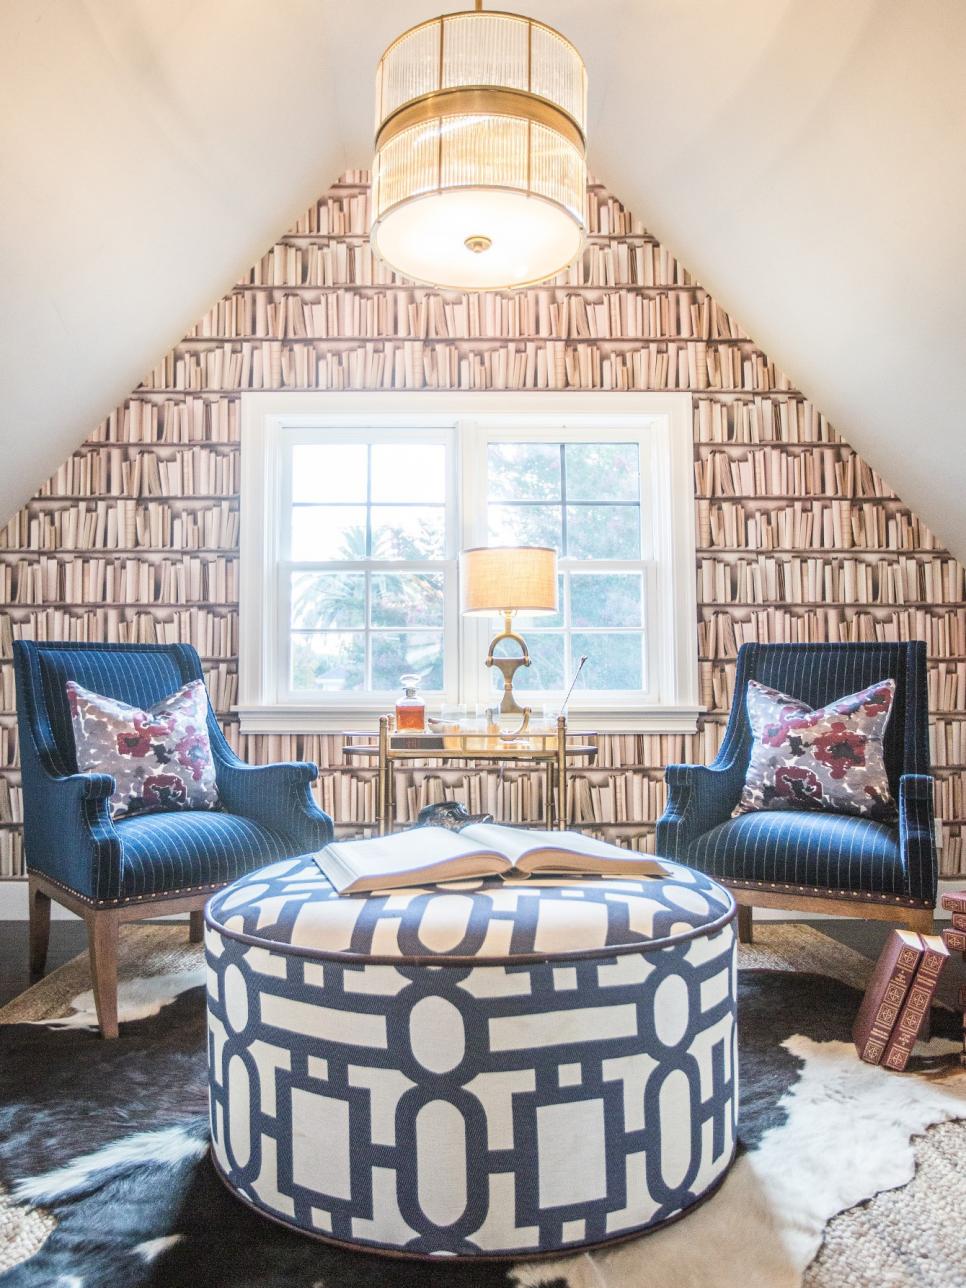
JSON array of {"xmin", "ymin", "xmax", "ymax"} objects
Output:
[
  {"xmin": 939, "ymin": 890, "xmax": 966, "ymax": 1065},
  {"xmin": 852, "ymin": 927, "xmax": 950, "ymax": 1071}
]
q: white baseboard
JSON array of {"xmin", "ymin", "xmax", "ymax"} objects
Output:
[
  {"xmin": 0, "ymin": 878, "xmax": 960, "ymax": 922},
  {"xmin": 0, "ymin": 883, "xmax": 78, "ymax": 920}
]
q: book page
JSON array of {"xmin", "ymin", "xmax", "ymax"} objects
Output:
[
  {"xmin": 459, "ymin": 823, "xmax": 667, "ymax": 874},
  {"xmin": 458, "ymin": 823, "xmax": 562, "ymax": 864},
  {"xmin": 322, "ymin": 826, "xmax": 491, "ymax": 882}
]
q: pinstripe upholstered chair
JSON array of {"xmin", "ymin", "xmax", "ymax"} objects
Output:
[
  {"xmin": 656, "ymin": 642, "xmax": 937, "ymax": 941},
  {"xmin": 14, "ymin": 640, "xmax": 333, "ymax": 1037}
]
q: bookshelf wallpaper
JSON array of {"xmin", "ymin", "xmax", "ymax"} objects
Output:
[{"xmin": 1, "ymin": 172, "xmax": 964, "ymax": 881}]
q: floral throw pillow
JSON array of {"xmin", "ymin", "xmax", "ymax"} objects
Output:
[
  {"xmin": 67, "ymin": 679, "xmax": 220, "ymax": 820},
  {"xmin": 734, "ymin": 677, "xmax": 897, "ymax": 820}
]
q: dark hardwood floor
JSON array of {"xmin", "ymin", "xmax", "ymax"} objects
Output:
[{"xmin": 0, "ymin": 918, "xmax": 89, "ymax": 1006}]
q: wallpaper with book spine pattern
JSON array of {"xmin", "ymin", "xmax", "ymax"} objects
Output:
[{"xmin": 1, "ymin": 173, "xmax": 964, "ymax": 880}]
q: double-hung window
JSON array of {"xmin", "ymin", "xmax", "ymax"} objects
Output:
[
  {"xmin": 471, "ymin": 435, "xmax": 648, "ymax": 699},
  {"xmin": 284, "ymin": 431, "xmax": 457, "ymax": 699},
  {"xmin": 239, "ymin": 393, "xmax": 698, "ymax": 731}
]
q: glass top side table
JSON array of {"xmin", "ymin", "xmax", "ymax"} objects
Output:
[{"xmin": 342, "ymin": 714, "xmax": 597, "ymax": 835}]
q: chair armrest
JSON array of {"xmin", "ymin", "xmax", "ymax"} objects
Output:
[
  {"xmin": 898, "ymin": 773, "xmax": 938, "ymax": 905},
  {"xmin": 58, "ymin": 770, "xmax": 116, "ymax": 802},
  {"xmin": 656, "ymin": 760, "xmax": 745, "ymax": 860},
  {"xmin": 214, "ymin": 756, "xmax": 334, "ymax": 853},
  {"xmin": 20, "ymin": 766, "xmax": 122, "ymax": 900}
]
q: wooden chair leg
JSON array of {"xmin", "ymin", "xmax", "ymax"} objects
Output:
[
  {"xmin": 87, "ymin": 911, "xmax": 120, "ymax": 1039},
  {"xmin": 737, "ymin": 904, "xmax": 754, "ymax": 945},
  {"xmin": 189, "ymin": 910, "xmax": 204, "ymax": 944},
  {"xmin": 28, "ymin": 878, "xmax": 52, "ymax": 979}
]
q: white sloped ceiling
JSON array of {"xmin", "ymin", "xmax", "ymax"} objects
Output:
[{"xmin": 1, "ymin": 0, "xmax": 964, "ymax": 558}]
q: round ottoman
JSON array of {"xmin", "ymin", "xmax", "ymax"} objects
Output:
[{"xmin": 204, "ymin": 854, "xmax": 738, "ymax": 1258}]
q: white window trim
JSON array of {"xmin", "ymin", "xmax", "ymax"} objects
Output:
[{"xmin": 238, "ymin": 392, "xmax": 700, "ymax": 734}]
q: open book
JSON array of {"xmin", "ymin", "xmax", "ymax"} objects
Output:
[{"xmin": 314, "ymin": 822, "xmax": 668, "ymax": 895}]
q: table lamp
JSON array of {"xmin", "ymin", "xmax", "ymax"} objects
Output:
[{"xmin": 460, "ymin": 545, "xmax": 558, "ymax": 733}]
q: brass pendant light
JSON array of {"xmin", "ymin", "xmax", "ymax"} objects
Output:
[{"xmin": 370, "ymin": 1, "xmax": 588, "ymax": 290}]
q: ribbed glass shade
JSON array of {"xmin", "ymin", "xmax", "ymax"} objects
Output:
[{"xmin": 371, "ymin": 9, "xmax": 588, "ymax": 290}]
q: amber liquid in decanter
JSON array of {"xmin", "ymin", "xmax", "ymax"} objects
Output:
[{"xmin": 395, "ymin": 674, "xmax": 425, "ymax": 732}]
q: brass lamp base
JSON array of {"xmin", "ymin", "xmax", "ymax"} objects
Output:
[{"xmin": 486, "ymin": 611, "xmax": 532, "ymax": 737}]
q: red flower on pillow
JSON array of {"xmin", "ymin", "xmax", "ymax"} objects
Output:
[
  {"xmin": 811, "ymin": 724, "xmax": 867, "ymax": 779},
  {"xmin": 133, "ymin": 712, "xmax": 175, "ymax": 739},
  {"xmin": 762, "ymin": 719, "xmax": 792, "ymax": 748},
  {"xmin": 832, "ymin": 694, "xmax": 865, "ymax": 716},
  {"xmin": 833, "ymin": 684, "xmax": 892, "ymax": 718},
  {"xmin": 773, "ymin": 700, "xmax": 818, "ymax": 730},
  {"xmin": 176, "ymin": 728, "xmax": 210, "ymax": 782},
  {"xmin": 116, "ymin": 729, "xmax": 152, "ymax": 758},
  {"xmin": 862, "ymin": 687, "xmax": 893, "ymax": 717},
  {"xmin": 771, "ymin": 765, "xmax": 824, "ymax": 807},
  {"xmin": 763, "ymin": 714, "xmax": 816, "ymax": 753},
  {"xmin": 791, "ymin": 710, "xmax": 823, "ymax": 729},
  {"xmin": 140, "ymin": 774, "xmax": 188, "ymax": 810}
]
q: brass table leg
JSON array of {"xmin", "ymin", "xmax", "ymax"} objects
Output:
[
  {"xmin": 378, "ymin": 716, "xmax": 389, "ymax": 836},
  {"xmin": 556, "ymin": 715, "xmax": 567, "ymax": 830}
]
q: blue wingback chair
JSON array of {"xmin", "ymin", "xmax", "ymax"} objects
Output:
[
  {"xmin": 656, "ymin": 642, "xmax": 937, "ymax": 940},
  {"xmin": 14, "ymin": 640, "xmax": 333, "ymax": 1036}
]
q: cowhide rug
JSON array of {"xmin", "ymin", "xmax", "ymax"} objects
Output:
[{"xmin": 1, "ymin": 925, "xmax": 964, "ymax": 1288}]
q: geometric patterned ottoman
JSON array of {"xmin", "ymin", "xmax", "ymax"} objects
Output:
[{"xmin": 204, "ymin": 853, "xmax": 738, "ymax": 1258}]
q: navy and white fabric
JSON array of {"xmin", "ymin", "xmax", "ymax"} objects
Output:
[
  {"xmin": 13, "ymin": 641, "xmax": 333, "ymax": 905},
  {"xmin": 689, "ymin": 810, "xmax": 905, "ymax": 895},
  {"xmin": 657, "ymin": 642, "xmax": 937, "ymax": 908},
  {"xmin": 114, "ymin": 812, "xmax": 296, "ymax": 901},
  {"xmin": 205, "ymin": 855, "xmax": 738, "ymax": 1258}
]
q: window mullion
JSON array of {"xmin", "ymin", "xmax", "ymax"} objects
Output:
[
  {"xmin": 366, "ymin": 444, "xmax": 374, "ymax": 690},
  {"xmin": 562, "ymin": 568, "xmax": 572, "ymax": 693},
  {"xmin": 365, "ymin": 442, "xmax": 373, "ymax": 558},
  {"xmin": 559, "ymin": 441, "xmax": 568, "ymax": 561},
  {"xmin": 276, "ymin": 441, "xmax": 294, "ymax": 705},
  {"xmin": 364, "ymin": 569, "xmax": 372, "ymax": 690}
]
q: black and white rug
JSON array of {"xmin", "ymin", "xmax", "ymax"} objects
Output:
[{"xmin": 0, "ymin": 924, "xmax": 964, "ymax": 1288}]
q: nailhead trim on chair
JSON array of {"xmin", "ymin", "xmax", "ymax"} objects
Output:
[
  {"xmin": 724, "ymin": 877, "xmax": 932, "ymax": 908},
  {"xmin": 27, "ymin": 867, "xmax": 226, "ymax": 909}
]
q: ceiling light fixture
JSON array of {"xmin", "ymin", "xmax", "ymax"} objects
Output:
[{"xmin": 370, "ymin": 1, "xmax": 588, "ymax": 290}]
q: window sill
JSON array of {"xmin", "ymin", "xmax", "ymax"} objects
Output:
[{"xmin": 235, "ymin": 704, "xmax": 704, "ymax": 736}]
